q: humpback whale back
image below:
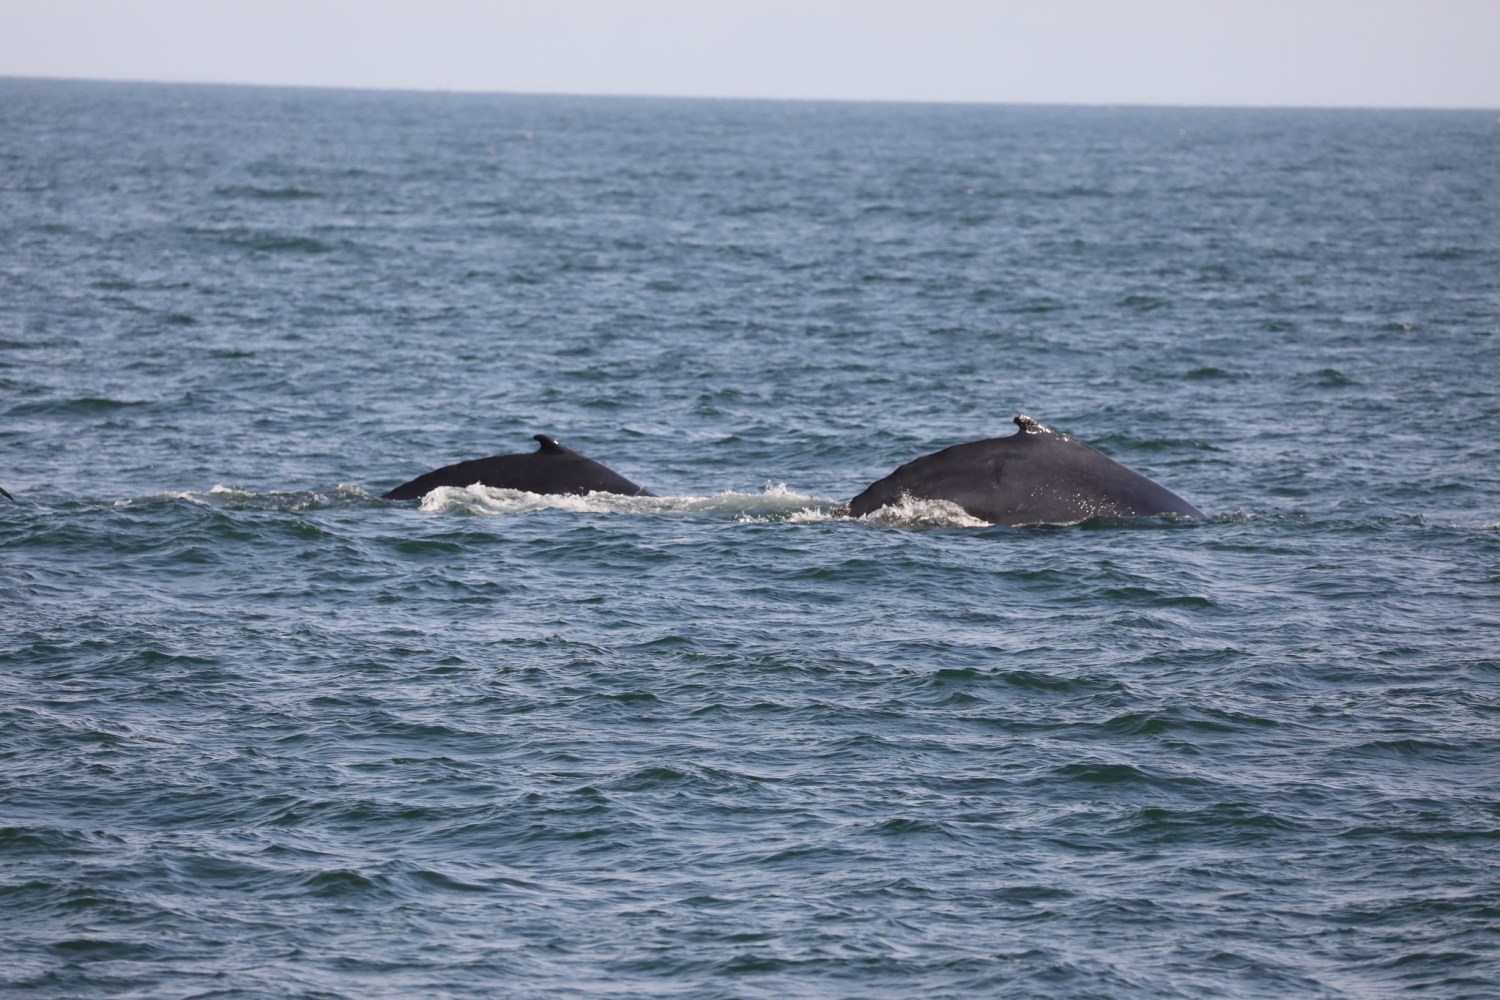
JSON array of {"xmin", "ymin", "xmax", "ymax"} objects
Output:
[
  {"xmin": 845, "ymin": 415, "xmax": 1204, "ymax": 526},
  {"xmin": 381, "ymin": 434, "xmax": 657, "ymax": 502}
]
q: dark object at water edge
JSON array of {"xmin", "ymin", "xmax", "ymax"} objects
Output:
[
  {"xmin": 381, "ymin": 434, "xmax": 657, "ymax": 502},
  {"xmin": 842, "ymin": 415, "xmax": 1205, "ymax": 526}
]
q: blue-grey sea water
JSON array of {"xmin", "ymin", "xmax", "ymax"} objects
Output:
[{"xmin": 3, "ymin": 78, "xmax": 1499, "ymax": 998}]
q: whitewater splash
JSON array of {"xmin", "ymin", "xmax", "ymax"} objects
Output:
[
  {"xmin": 108, "ymin": 483, "xmax": 1003, "ymax": 528},
  {"xmin": 413, "ymin": 482, "xmax": 994, "ymax": 529},
  {"xmin": 415, "ymin": 482, "xmax": 837, "ymax": 523}
]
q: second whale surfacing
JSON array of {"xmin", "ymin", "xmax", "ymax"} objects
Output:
[
  {"xmin": 844, "ymin": 415, "xmax": 1205, "ymax": 526},
  {"xmin": 381, "ymin": 434, "xmax": 657, "ymax": 502}
]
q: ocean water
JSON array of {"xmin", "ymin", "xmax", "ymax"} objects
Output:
[{"xmin": 2, "ymin": 78, "xmax": 1498, "ymax": 998}]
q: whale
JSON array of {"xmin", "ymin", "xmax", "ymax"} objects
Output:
[
  {"xmin": 843, "ymin": 415, "xmax": 1204, "ymax": 526},
  {"xmin": 382, "ymin": 434, "xmax": 657, "ymax": 501}
]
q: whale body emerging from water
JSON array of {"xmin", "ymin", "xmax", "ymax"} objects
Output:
[
  {"xmin": 382, "ymin": 434, "xmax": 657, "ymax": 501},
  {"xmin": 844, "ymin": 415, "xmax": 1204, "ymax": 526}
]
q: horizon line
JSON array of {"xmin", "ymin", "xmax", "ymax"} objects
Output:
[{"xmin": 6, "ymin": 73, "xmax": 1498, "ymax": 115}]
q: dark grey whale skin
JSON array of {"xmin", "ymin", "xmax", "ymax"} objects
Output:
[
  {"xmin": 844, "ymin": 416, "xmax": 1205, "ymax": 526},
  {"xmin": 381, "ymin": 435, "xmax": 657, "ymax": 501}
]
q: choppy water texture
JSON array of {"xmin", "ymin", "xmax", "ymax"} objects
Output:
[{"xmin": 3, "ymin": 79, "xmax": 1499, "ymax": 998}]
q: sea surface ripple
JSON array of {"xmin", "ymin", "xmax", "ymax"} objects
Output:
[{"xmin": 3, "ymin": 79, "xmax": 1499, "ymax": 998}]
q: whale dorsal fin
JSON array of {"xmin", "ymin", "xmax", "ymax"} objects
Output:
[
  {"xmin": 1014, "ymin": 414, "xmax": 1047, "ymax": 434},
  {"xmin": 533, "ymin": 434, "xmax": 569, "ymax": 455}
]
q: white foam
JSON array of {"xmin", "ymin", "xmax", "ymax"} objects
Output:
[
  {"xmin": 414, "ymin": 482, "xmax": 839, "ymax": 522},
  {"xmin": 852, "ymin": 495, "xmax": 992, "ymax": 529}
]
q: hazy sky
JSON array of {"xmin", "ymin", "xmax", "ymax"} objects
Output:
[{"xmin": 3, "ymin": 0, "xmax": 1498, "ymax": 108}]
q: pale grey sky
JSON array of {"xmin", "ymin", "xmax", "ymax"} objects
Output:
[{"xmin": 3, "ymin": 0, "xmax": 1497, "ymax": 108}]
